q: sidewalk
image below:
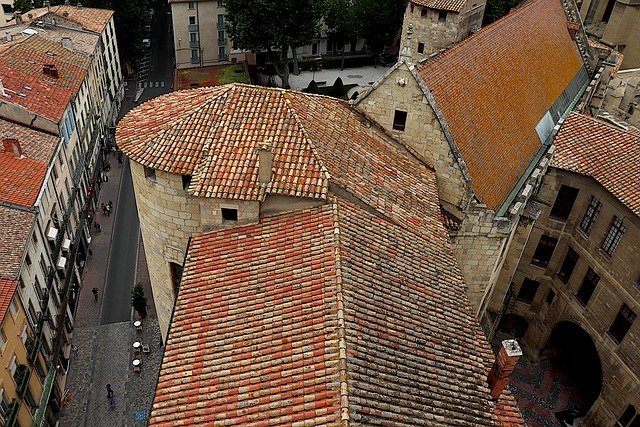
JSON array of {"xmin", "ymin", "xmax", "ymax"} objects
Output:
[{"xmin": 59, "ymin": 96, "xmax": 163, "ymax": 426}]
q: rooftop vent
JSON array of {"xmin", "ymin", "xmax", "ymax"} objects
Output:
[
  {"xmin": 3, "ymin": 138, "xmax": 23, "ymax": 157},
  {"xmin": 63, "ymin": 11, "xmax": 69, "ymax": 17},
  {"xmin": 61, "ymin": 37, "xmax": 73, "ymax": 50},
  {"xmin": 21, "ymin": 28, "xmax": 37, "ymax": 37},
  {"xmin": 5, "ymin": 31, "xmax": 11, "ymax": 42}
]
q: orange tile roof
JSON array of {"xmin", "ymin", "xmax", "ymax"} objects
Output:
[
  {"xmin": 118, "ymin": 84, "xmax": 444, "ymax": 232},
  {"xmin": 0, "ymin": 205, "xmax": 35, "ymax": 281},
  {"xmin": 21, "ymin": 6, "xmax": 113, "ymax": 33},
  {"xmin": 552, "ymin": 113, "xmax": 640, "ymax": 216},
  {"xmin": 410, "ymin": 0, "xmax": 467, "ymax": 12},
  {"xmin": 0, "ymin": 154, "xmax": 47, "ymax": 207},
  {"xmin": 0, "ymin": 118, "xmax": 58, "ymax": 164},
  {"xmin": 0, "ymin": 279, "xmax": 18, "ymax": 325},
  {"xmin": 0, "ymin": 34, "xmax": 89, "ymax": 122},
  {"xmin": 151, "ymin": 199, "xmax": 524, "ymax": 426},
  {"xmin": 418, "ymin": 0, "xmax": 584, "ymax": 210}
]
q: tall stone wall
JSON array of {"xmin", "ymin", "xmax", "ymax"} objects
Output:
[
  {"xmin": 400, "ymin": 1, "xmax": 485, "ymax": 64},
  {"xmin": 496, "ymin": 168, "xmax": 640, "ymax": 425},
  {"xmin": 356, "ymin": 64, "xmax": 469, "ymax": 209},
  {"xmin": 129, "ymin": 161, "xmax": 261, "ymax": 338}
]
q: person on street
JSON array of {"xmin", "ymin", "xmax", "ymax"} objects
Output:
[
  {"xmin": 101, "ymin": 203, "xmax": 107, "ymax": 215},
  {"xmin": 94, "ymin": 222, "xmax": 101, "ymax": 233},
  {"xmin": 88, "ymin": 248, "xmax": 93, "ymax": 260},
  {"xmin": 106, "ymin": 384, "xmax": 116, "ymax": 409},
  {"xmin": 92, "ymin": 287, "xmax": 99, "ymax": 302}
]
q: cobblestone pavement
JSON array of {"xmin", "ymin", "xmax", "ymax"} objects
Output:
[
  {"xmin": 493, "ymin": 334, "xmax": 591, "ymax": 427},
  {"xmin": 59, "ymin": 93, "xmax": 163, "ymax": 426}
]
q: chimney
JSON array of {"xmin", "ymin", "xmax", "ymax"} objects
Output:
[
  {"xmin": 257, "ymin": 141, "xmax": 272, "ymax": 185},
  {"xmin": 43, "ymin": 64, "xmax": 59, "ymax": 78},
  {"xmin": 487, "ymin": 339, "xmax": 522, "ymax": 400},
  {"xmin": 15, "ymin": 13, "xmax": 23, "ymax": 25},
  {"xmin": 5, "ymin": 31, "xmax": 12, "ymax": 42},
  {"xmin": 3, "ymin": 138, "xmax": 23, "ymax": 158}
]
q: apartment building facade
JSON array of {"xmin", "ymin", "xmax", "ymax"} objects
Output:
[
  {"xmin": 1, "ymin": 0, "xmax": 12, "ymax": 23},
  {"xmin": 170, "ymin": 0, "xmax": 245, "ymax": 68},
  {"xmin": 488, "ymin": 113, "xmax": 640, "ymax": 425},
  {"xmin": 0, "ymin": 5, "xmax": 123, "ymax": 423}
]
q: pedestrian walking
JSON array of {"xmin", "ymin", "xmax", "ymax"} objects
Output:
[
  {"xmin": 108, "ymin": 200, "xmax": 114, "ymax": 211},
  {"xmin": 88, "ymin": 248, "xmax": 93, "ymax": 260},
  {"xmin": 94, "ymin": 222, "xmax": 101, "ymax": 233},
  {"xmin": 106, "ymin": 204, "xmax": 111, "ymax": 217},
  {"xmin": 92, "ymin": 287, "xmax": 99, "ymax": 302},
  {"xmin": 101, "ymin": 203, "xmax": 107, "ymax": 215},
  {"xmin": 106, "ymin": 384, "xmax": 116, "ymax": 409}
]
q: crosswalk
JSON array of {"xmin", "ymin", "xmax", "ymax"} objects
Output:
[{"xmin": 137, "ymin": 81, "xmax": 166, "ymax": 89}]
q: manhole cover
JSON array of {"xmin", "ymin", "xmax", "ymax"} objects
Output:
[{"xmin": 346, "ymin": 75, "xmax": 363, "ymax": 78}]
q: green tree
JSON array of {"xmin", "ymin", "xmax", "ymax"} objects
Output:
[
  {"xmin": 131, "ymin": 282, "xmax": 148, "ymax": 319},
  {"xmin": 483, "ymin": 0, "xmax": 521, "ymax": 25},
  {"xmin": 324, "ymin": 0, "xmax": 358, "ymax": 69},
  {"xmin": 352, "ymin": 0, "xmax": 406, "ymax": 62},
  {"xmin": 226, "ymin": 0, "xmax": 324, "ymax": 88}
]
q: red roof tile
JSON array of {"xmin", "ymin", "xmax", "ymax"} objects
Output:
[
  {"xmin": 418, "ymin": 0, "xmax": 584, "ymax": 210},
  {"xmin": 151, "ymin": 199, "xmax": 524, "ymax": 426},
  {"xmin": 0, "ymin": 279, "xmax": 18, "ymax": 325},
  {"xmin": 118, "ymin": 84, "xmax": 443, "ymax": 233},
  {"xmin": 410, "ymin": 0, "xmax": 467, "ymax": 12},
  {"xmin": 19, "ymin": 6, "xmax": 114, "ymax": 33},
  {"xmin": 0, "ymin": 154, "xmax": 47, "ymax": 207},
  {"xmin": 0, "ymin": 205, "xmax": 35, "ymax": 280},
  {"xmin": 0, "ymin": 120, "xmax": 58, "ymax": 207},
  {"xmin": 0, "ymin": 34, "xmax": 89, "ymax": 122},
  {"xmin": 552, "ymin": 113, "xmax": 640, "ymax": 216}
]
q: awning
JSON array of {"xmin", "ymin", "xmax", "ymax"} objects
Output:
[{"xmin": 33, "ymin": 363, "xmax": 57, "ymax": 427}]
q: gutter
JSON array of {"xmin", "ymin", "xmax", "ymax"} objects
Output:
[{"xmin": 495, "ymin": 72, "xmax": 590, "ymax": 218}]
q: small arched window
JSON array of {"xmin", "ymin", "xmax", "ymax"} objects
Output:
[{"xmin": 618, "ymin": 405, "xmax": 639, "ymax": 427}]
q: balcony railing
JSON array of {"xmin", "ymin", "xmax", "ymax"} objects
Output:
[
  {"xmin": 190, "ymin": 57, "xmax": 200, "ymax": 64},
  {"xmin": 216, "ymin": 22, "xmax": 225, "ymax": 29},
  {"xmin": 189, "ymin": 41, "xmax": 199, "ymax": 48},
  {"xmin": 188, "ymin": 24, "xmax": 198, "ymax": 32},
  {"xmin": 218, "ymin": 54, "xmax": 228, "ymax": 61},
  {"xmin": 4, "ymin": 399, "xmax": 19, "ymax": 427},
  {"xmin": 217, "ymin": 38, "xmax": 227, "ymax": 46}
]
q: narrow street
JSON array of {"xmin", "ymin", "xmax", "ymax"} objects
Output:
[{"xmin": 59, "ymin": 1, "xmax": 175, "ymax": 425}]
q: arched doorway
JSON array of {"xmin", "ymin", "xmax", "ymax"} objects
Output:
[
  {"xmin": 497, "ymin": 313, "xmax": 529, "ymax": 338},
  {"xmin": 543, "ymin": 321, "xmax": 603, "ymax": 423}
]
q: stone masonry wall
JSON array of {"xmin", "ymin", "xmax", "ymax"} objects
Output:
[
  {"xmin": 400, "ymin": 1, "xmax": 485, "ymax": 64},
  {"xmin": 499, "ymin": 168, "xmax": 640, "ymax": 425},
  {"xmin": 356, "ymin": 64, "xmax": 468, "ymax": 209}
]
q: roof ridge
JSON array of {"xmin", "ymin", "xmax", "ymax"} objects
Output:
[
  {"xmin": 329, "ymin": 198, "xmax": 351, "ymax": 425},
  {"xmin": 280, "ymin": 90, "xmax": 332, "ymax": 183}
]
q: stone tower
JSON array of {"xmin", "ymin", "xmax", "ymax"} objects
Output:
[{"xmin": 399, "ymin": 0, "xmax": 486, "ymax": 64}]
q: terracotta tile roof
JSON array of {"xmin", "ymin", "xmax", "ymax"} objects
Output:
[
  {"xmin": 410, "ymin": 0, "xmax": 467, "ymax": 12},
  {"xmin": 552, "ymin": 113, "xmax": 640, "ymax": 216},
  {"xmin": 0, "ymin": 34, "xmax": 89, "ymax": 122},
  {"xmin": 0, "ymin": 118, "xmax": 58, "ymax": 164},
  {"xmin": 0, "ymin": 205, "xmax": 35, "ymax": 281},
  {"xmin": 418, "ymin": 0, "xmax": 584, "ymax": 210},
  {"xmin": 21, "ymin": 6, "xmax": 113, "ymax": 33},
  {"xmin": 0, "ymin": 279, "xmax": 18, "ymax": 325},
  {"xmin": 118, "ymin": 84, "xmax": 443, "ymax": 232},
  {"xmin": 0, "ymin": 154, "xmax": 47, "ymax": 207},
  {"xmin": 151, "ymin": 199, "xmax": 524, "ymax": 426}
]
